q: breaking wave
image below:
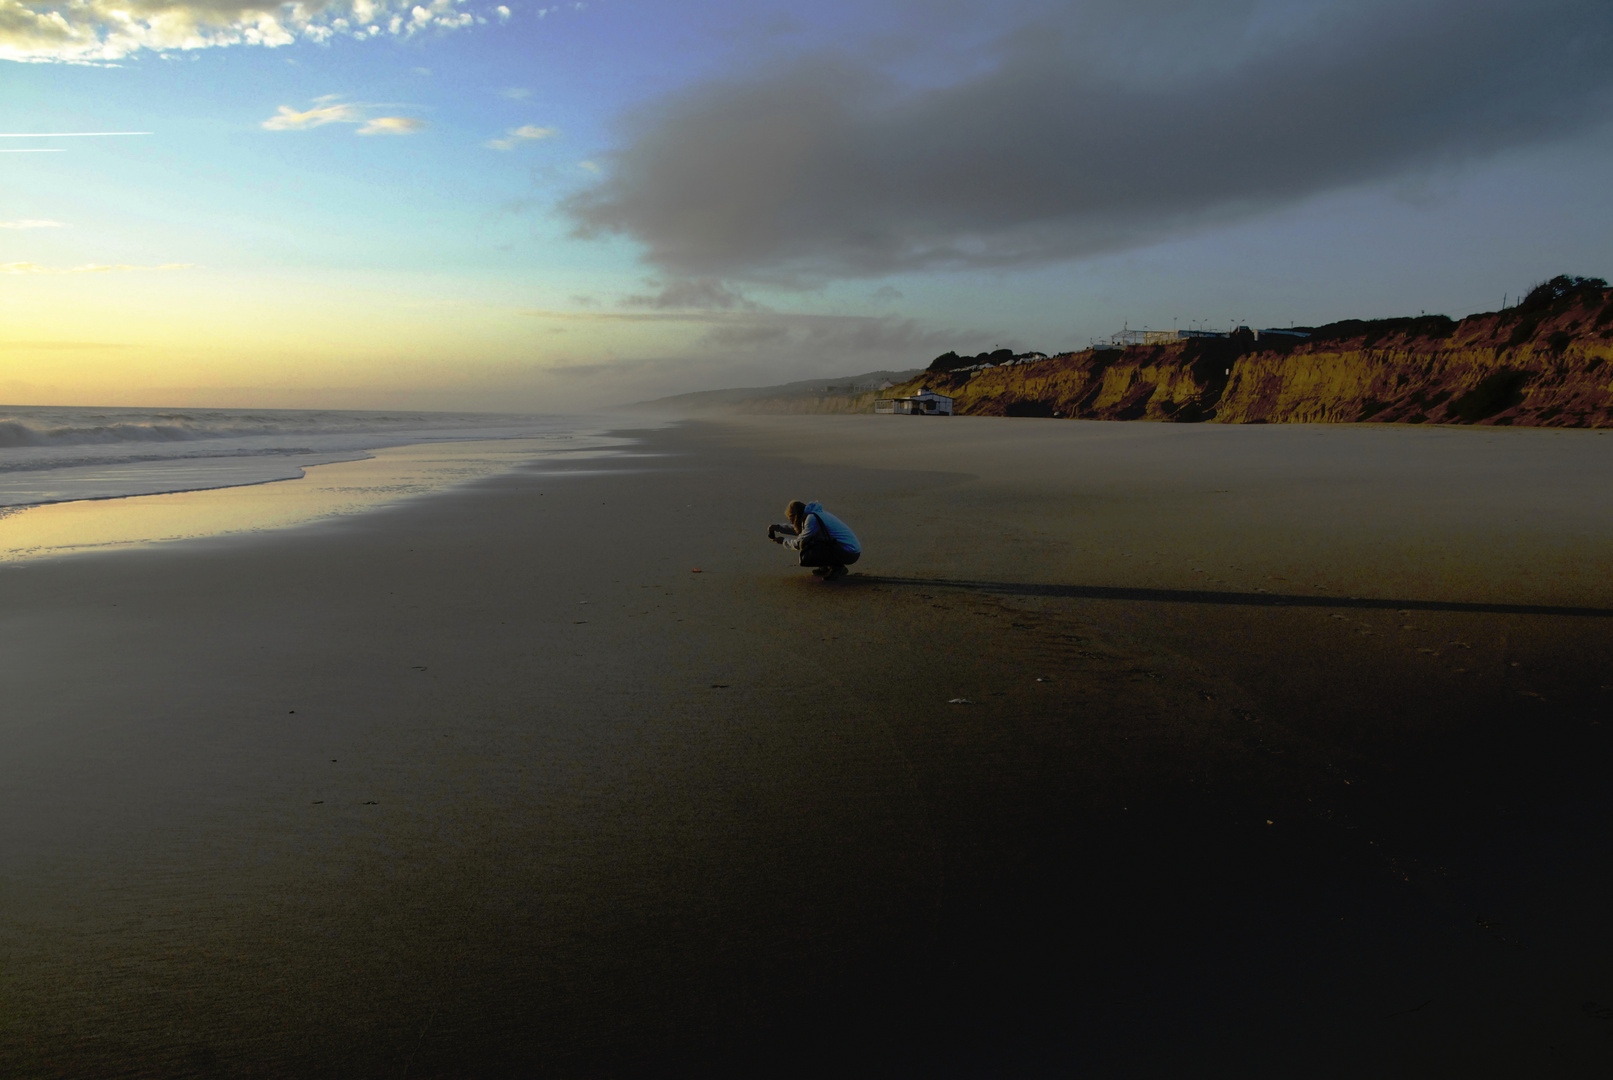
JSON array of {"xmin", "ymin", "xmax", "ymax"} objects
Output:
[{"xmin": 0, "ymin": 406, "xmax": 582, "ymax": 508}]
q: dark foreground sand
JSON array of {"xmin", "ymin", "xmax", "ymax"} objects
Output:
[{"xmin": 2, "ymin": 416, "xmax": 1612, "ymax": 1078}]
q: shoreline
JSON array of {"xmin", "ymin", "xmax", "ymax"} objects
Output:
[
  {"xmin": 2, "ymin": 416, "xmax": 1610, "ymax": 1076},
  {"xmin": 0, "ymin": 429, "xmax": 637, "ymax": 562},
  {"xmin": 0, "ymin": 404, "xmax": 615, "ymax": 514}
]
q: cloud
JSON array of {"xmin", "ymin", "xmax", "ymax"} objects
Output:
[
  {"xmin": 622, "ymin": 277, "xmax": 761, "ymax": 311},
  {"xmin": 517, "ymin": 306, "xmax": 999, "ymax": 367},
  {"xmin": 697, "ymin": 312, "xmax": 973, "ymax": 361},
  {"xmin": 485, "ymin": 124, "xmax": 559, "ymax": 150},
  {"xmin": 262, "ymin": 102, "xmax": 364, "ymax": 130},
  {"xmin": 699, "ymin": 322, "xmax": 789, "ymax": 348},
  {"xmin": 0, "ymin": 131, "xmax": 150, "ymax": 152},
  {"xmin": 0, "ymin": 219, "xmax": 67, "ymax": 228},
  {"xmin": 0, "ymin": 340, "xmax": 132, "ymax": 350},
  {"xmin": 0, "ymin": 0, "xmax": 496, "ymax": 64},
  {"xmin": 500, "ymin": 87, "xmax": 531, "ymax": 99},
  {"xmin": 519, "ymin": 308, "xmax": 745, "ymax": 324},
  {"xmin": 0, "ymin": 262, "xmax": 195, "ymax": 274},
  {"xmin": 564, "ymin": 0, "xmax": 1613, "ymax": 283},
  {"xmin": 358, "ymin": 115, "xmax": 426, "ymax": 135},
  {"xmin": 263, "ymin": 99, "xmax": 425, "ymax": 135},
  {"xmin": 0, "ymin": 130, "xmax": 150, "ymax": 136},
  {"xmin": 689, "ymin": 310, "xmax": 994, "ymax": 369}
]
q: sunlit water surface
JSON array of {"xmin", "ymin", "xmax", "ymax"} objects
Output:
[{"xmin": 0, "ymin": 436, "xmax": 626, "ymax": 562}]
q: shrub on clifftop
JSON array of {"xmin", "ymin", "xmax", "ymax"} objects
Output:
[
  {"xmin": 927, "ymin": 348, "xmax": 1016, "ymax": 373},
  {"xmin": 1518, "ymin": 275, "xmax": 1607, "ymax": 313}
]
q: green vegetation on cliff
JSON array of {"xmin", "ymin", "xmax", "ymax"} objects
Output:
[{"xmin": 890, "ymin": 276, "xmax": 1613, "ymax": 426}]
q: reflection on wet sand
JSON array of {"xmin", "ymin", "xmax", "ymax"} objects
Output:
[{"xmin": 0, "ymin": 438, "xmax": 619, "ymax": 562}]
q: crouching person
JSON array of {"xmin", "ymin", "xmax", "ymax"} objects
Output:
[{"xmin": 768, "ymin": 500, "xmax": 861, "ymax": 580}]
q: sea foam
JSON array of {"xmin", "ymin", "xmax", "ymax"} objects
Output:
[{"xmin": 0, "ymin": 406, "xmax": 585, "ymax": 508}]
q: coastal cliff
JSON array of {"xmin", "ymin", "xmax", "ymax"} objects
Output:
[{"xmin": 886, "ymin": 278, "xmax": 1613, "ymax": 426}]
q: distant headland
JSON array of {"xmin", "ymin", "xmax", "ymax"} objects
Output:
[{"xmin": 630, "ymin": 275, "xmax": 1613, "ymax": 427}]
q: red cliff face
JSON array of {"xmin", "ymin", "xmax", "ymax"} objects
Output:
[{"xmin": 890, "ymin": 283, "xmax": 1613, "ymax": 427}]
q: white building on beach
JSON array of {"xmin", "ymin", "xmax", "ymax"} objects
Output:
[{"xmin": 875, "ymin": 388, "xmax": 954, "ymax": 415}]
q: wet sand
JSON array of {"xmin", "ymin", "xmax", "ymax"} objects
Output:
[{"xmin": 2, "ymin": 416, "xmax": 1612, "ymax": 1077}]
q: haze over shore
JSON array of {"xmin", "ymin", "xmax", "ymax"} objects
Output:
[{"xmin": 632, "ymin": 277, "xmax": 1613, "ymax": 428}]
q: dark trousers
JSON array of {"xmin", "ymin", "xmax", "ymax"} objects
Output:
[{"xmin": 799, "ymin": 537, "xmax": 859, "ymax": 569}]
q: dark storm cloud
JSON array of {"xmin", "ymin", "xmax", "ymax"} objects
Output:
[{"xmin": 564, "ymin": 0, "xmax": 1613, "ymax": 282}]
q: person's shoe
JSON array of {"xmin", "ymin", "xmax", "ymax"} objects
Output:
[
  {"xmin": 810, "ymin": 566, "xmax": 831, "ymax": 576},
  {"xmin": 824, "ymin": 564, "xmax": 849, "ymax": 581}
]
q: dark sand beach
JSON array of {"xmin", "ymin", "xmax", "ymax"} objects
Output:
[{"xmin": 3, "ymin": 416, "xmax": 1612, "ymax": 1077}]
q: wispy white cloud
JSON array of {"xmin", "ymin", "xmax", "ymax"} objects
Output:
[
  {"xmin": 358, "ymin": 116, "xmax": 427, "ymax": 135},
  {"xmin": 486, "ymin": 124, "xmax": 558, "ymax": 151},
  {"xmin": 262, "ymin": 102, "xmax": 364, "ymax": 130},
  {"xmin": 0, "ymin": 131, "xmax": 150, "ymax": 153},
  {"xmin": 0, "ymin": 0, "xmax": 499, "ymax": 65},
  {"xmin": 500, "ymin": 86, "xmax": 531, "ymax": 99},
  {"xmin": 0, "ymin": 262, "xmax": 195, "ymax": 274},
  {"xmin": 0, "ymin": 219, "xmax": 68, "ymax": 229},
  {"xmin": 262, "ymin": 99, "xmax": 425, "ymax": 136},
  {"xmin": 0, "ymin": 131, "xmax": 151, "ymax": 136}
]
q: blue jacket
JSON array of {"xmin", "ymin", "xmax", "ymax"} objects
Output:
[{"xmin": 779, "ymin": 502, "xmax": 861, "ymax": 554}]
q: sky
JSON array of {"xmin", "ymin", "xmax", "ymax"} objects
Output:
[{"xmin": 3, "ymin": 0, "xmax": 1612, "ymax": 412}]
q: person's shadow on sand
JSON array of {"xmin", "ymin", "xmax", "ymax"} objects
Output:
[{"xmin": 856, "ymin": 575, "xmax": 1613, "ymax": 619}]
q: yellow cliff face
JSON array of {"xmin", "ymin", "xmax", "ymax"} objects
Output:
[{"xmin": 884, "ymin": 285, "xmax": 1613, "ymax": 427}]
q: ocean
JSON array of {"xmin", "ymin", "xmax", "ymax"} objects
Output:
[{"xmin": 0, "ymin": 405, "xmax": 622, "ymax": 560}]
